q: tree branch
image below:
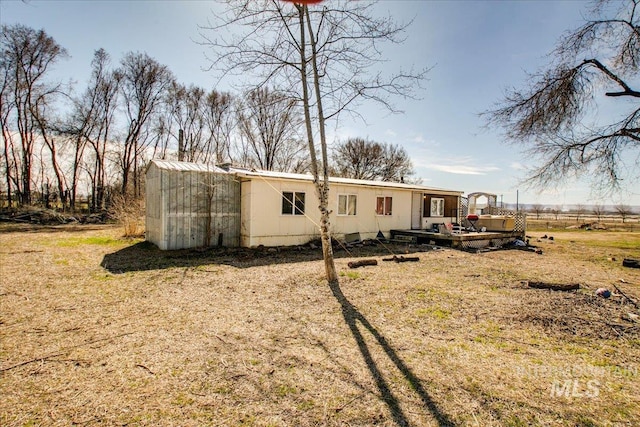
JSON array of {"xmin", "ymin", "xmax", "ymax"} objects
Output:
[{"xmin": 583, "ymin": 58, "xmax": 639, "ymax": 96}]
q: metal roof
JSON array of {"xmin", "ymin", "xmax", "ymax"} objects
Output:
[
  {"xmin": 147, "ymin": 159, "xmax": 463, "ymax": 195},
  {"xmin": 231, "ymin": 167, "xmax": 463, "ymax": 195},
  {"xmin": 148, "ymin": 159, "xmax": 228, "ymax": 174}
]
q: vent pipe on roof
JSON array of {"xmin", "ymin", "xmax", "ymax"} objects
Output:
[{"xmin": 178, "ymin": 129, "xmax": 184, "ymax": 161}]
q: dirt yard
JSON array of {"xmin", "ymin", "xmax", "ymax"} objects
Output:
[{"xmin": 1, "ymin": 225, "xmax": 639, "ymax": 426}]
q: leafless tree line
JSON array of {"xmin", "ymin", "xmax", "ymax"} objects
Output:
[
  {"xmin": 0, "ymin": 24, "xmax": 304, "ymax": 211},
  {"xmin": 0, "ymin": 22, "xmax": 415, "ymax": 213},
  {"xmin": 528, "ymin": 203, "xmax": 636, "ymax": 223}
]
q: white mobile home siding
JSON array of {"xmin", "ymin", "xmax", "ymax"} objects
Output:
[
  {"xmin": 240, "ymin": 178, "xmax": 319, "ymax": 247},
  {"xmin": 240, "ymin": 177, "xmax": 421, "ymax": 247}
]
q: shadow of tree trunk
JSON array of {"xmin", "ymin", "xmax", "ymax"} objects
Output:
[{"xmin": 328, "ymin": 279, "xmax": 455, "ymax": 427}]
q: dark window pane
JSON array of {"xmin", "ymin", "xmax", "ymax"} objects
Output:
[
  {"xmin": 282, "ymin": 192, "xmax": 293, "ymax": 215},
  {"xmin": 423, "ymin": 195, "xmax": 430, "ymax": 217},
  {"xmin": 294, "ymin": 192, "xmax": 305, "ymax": 215}
]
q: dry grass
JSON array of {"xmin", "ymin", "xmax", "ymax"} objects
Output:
[
  {"xmin": 109, "ymin": 194, "xmax": 145, "ymax": 237},
  {"xmin": 528, "ymin": 217, "xmax": 640, "ymax": 233},
  {"xmin": 1, "ymin": 225, "xmax": 639, "ymax": 426}
]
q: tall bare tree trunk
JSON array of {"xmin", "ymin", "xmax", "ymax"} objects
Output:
[
  {"xmin": 17, "ymin": 103, "xmax": 34, "ymax": 205},
  {"xmin": 1, "ymin": 82, "xmax": 14, "ymax": 207},
  {"xmin": 304, "ymin": 6, "xmax": 338, "ymax": 285},
  {"xmin": 46, "ymin": 138, "xmax": 67, "ymax": 210},
  {"xmin": 296, "ymin": 5, "xmax": 338, "ymax": 285},
  {"xmin": 35, "ymin": 110, "xmax": 67, "ymax": 210},
  {"xmin": 1, "ymin": 126, "xmax": 13, "ymax": 207}
]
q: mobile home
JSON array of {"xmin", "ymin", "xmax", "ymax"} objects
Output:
[{"xmin": 145, "ymin": 160, "xmax": 463, "ymax": 249}]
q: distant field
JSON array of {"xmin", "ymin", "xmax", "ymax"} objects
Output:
[
  {"xmin": 526, "ymin": 213, "xmax": 640, "ymax": 232},
  {"xmin": 1, "ymin": 225, "xmax": 639, "ymax": 426},
  {"xmin": 527, "ymin": 213, "xmax": 640, "ymax": 236}
]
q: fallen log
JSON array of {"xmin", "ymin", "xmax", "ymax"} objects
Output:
[
  {"xmin": 382, "ymin": 255, "xmax": 420, "ymax": 263},
  {"xmin": 347, "ymin": 259, "xmax": 378, "ymax": 269},
  {"xmin": 527, "ymin": 282, "xmax": 580, "ymax": 291}
]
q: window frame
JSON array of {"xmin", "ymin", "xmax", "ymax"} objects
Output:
[
  {"xmin": 337, "ymin": 194, "xmax": 357, "ymax": 216},
  {"xmin": 282, "ymin": 191, "xmax": 305, "ymax": 216},
  {"xmin": 376, "ymin": 196, "xmax": 393, "ymax": 216},
  {"xmin": 430, "ymin": 197, "xmax": 445, "ymax": 217}
]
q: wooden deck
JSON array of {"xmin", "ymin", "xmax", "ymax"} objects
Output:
[{"xmin": 389, "ymin": 229, "xmax": 524, "ymax": 249}]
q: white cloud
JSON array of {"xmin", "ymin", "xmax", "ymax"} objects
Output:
[
  {"xmin": 410, "ymin": 134, "xmax": 426, "ymax": 144},
  {"xmin": 404, "ymin": 134, "xmax": 439, "ymax": 149},
  {"xmin": 510, "ymin": 162, "xmax": 526, "ymax": 170},
  {"xmin": 427, "ymin": 163, "xmax": 501, "ymax": 175},
  {"xmin": 415, "ymin": 156, "xmax": 501, "ymax": 175}
]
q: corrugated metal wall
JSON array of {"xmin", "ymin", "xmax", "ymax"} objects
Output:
[
  {"xmin": 145, "ymin": 164, "xmax": 163, "ymax": 246},
  {"xmin": 146, "ymin": 162, "xmax": 241, "ymax": 250}
]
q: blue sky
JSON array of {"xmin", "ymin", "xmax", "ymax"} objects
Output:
[{"xmin": 1, "ymin": 0, "xmax": 638, "ymax": 207}]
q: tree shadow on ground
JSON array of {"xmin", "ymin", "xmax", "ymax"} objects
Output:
[
  {"xmin": 100, "ymin": 240, "xmax": 431, "ymax": 274},
  {"xmin": 329, "ymin": 278, "xmax": 456, "ymax": 427}
]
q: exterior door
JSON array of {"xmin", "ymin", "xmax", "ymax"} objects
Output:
[{"xmin": 411, "ymin": 192, "xmax": 422, "ymax": 229}]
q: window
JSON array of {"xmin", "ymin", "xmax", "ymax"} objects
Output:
[
  {"xmin": 430, "ymin": 197, "xmax": 444, "ymax": 217},
  {"xmin": 376, "ymin": 196, "xmax": 392, "ymax": 215},
  {"xmin": 424, "ymin": 195, "xmax": 458, "ymax": 217},
  {"xmin": 282, "ymin": 191, "xmax": 305, "ymax": 215},
  {"xmin": 338, "ymin": 194, "xmax": 357, "ymax": 216}
]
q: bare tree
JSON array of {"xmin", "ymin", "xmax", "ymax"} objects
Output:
[
  {"xmin": 237, "ymin": 86, "xmax": 306, "ymax": 172},
  {"xmin": 550, "ymin": 205, "xmax": 562, "ymax": 221},
  {"xmin": 530, "ymin": 204, "xmax": 544, "ymax": 220},
  {"xmin": 85, "ymin": 50, "xmax": 120, "ymax": 211},
  {"xmin": 574, "ymin": 203, "xmax": 586, "ymax": 223},
  {"xmin": 203, "ymin": 89, "xmax": 235, "ymax": 164},
  {"xmin": 157, "ymin": 82, "xmax": 209, "ymax": 163},
  {"xmin": 332, "ymin": 137, "xmax": 414, "ymax": 182},
  {"xmin": 614, "ymin": 203, "xmax": 633, "ymax": 223},
  {"xmin": 202, "ymin": 0, "xmax": 426, "ymax": 285},
  {"xmin": 0, "ymin": 57, "xmax": 18, "ymax": 207},
  {"xmin": 56, "ymin": 112, "xmax": 87, "ymax": 211},
  {"xmin": 332, "ymin": 137, "xmax": 383, "ymax": 180},
  {"xmin": 179, "ymin": 85, "xmax": 207, "ymax": 163},
  {"xmin": 154, "ymin": 84, "xmax": 238, "ymax": 166},
  {"xmin": 118, "ymin": 52, "xmax": 174, "ymax": 197},
  {"xmin": 60, "ymin": 49, "xmax": 120, "ymax": 211},
  {"xmin": 593, "ymin": 203, "xmax": 606, "ymax": 221},
  {"xmin": 379, "ymin": 143, "xmax": 415, "ymax": 182},
  {"xmin": 486, "ymin": 0, "xmax": 640, "ymax": 195},
  {"xmin": 32, "ymin": 101, "xmax": 68, "ymax": 210},
  {"xmin": 1, "ymin": 24, "xmax": 68, "ymax": 206}
]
